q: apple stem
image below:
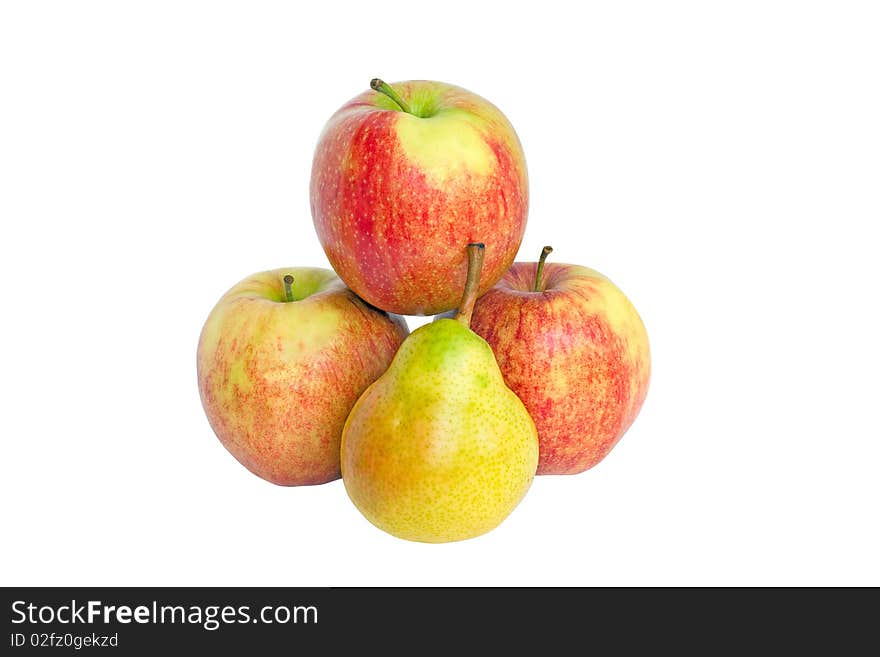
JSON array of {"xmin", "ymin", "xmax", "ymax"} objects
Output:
[
  {"xmin": 370, "ymin": 78, "xmax": 412, "ymax": 115},
  {"xmin": 283, "ymin": 274, "xmax": 295, "ymax": 302},
  {"xmin": 534, "ymin": 246, "xmax": 553, "ymax": 292},
  {"xmin": 454, "ymin": 243, "xmax": 486, "ymax": 327}
]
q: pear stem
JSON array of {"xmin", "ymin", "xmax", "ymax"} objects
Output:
[
  {"xmin": 370, "ymin": 78, "xmax": 412, "ymax": 115},
  {"xmin": 454, "ymin": 243, "xmax": 486, "ymax": 327},
  {"xmin": 534, "ymin": 246, "xmax": 553, "ymax": 292},
  {"xmin": 283, "ymin": 274, "xmax": 295, "ymax": 302}
]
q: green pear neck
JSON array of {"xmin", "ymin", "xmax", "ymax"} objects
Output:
[{"xmin": 389, "ymin": 319, "xmax": 497, "ymax": 380}]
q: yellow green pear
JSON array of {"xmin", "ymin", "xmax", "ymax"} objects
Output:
[{"xmin": 341, "ymin": 243, "xmax": 539, "ymax": 543}]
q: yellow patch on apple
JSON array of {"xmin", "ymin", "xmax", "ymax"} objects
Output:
[{"xmin": 394, "ymin": 110, "xmax": 496, "ymax": 185}]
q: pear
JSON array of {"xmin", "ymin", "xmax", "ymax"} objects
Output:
[{"xmin": 341, "ymin": 243, "xmax": 539, "ymax": 543}]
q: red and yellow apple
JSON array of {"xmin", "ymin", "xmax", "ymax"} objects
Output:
[
  {"xmin": 469, "ymin": 248, "xmax": 650, "ymax": 475},
  {"xmin": 310, "ymin": 78, "xmax": 528, "ymax": 316},
  {"xmin": 197, "ymin": 267, "xmax": 408, "ymax": 486}
]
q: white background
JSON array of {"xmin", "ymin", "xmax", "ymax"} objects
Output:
[{"xmin": 2, "ymin": 1, "xmax": 878, "ymax": 587}]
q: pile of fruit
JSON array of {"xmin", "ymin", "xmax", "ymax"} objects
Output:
[{"xmin": 197, "ymin": 79, "xmax": 651, "ymax": 543}]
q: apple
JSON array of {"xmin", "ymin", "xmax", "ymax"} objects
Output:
[
  {"xmin": 197, "ymin": 267, "xmax": 408, "ymax": 486},
  {"xmin": 310, "ymin": 78, "xmax": 529, "ymax": 316},
  {"xmin": 469, "ymin": 248, "xmax": 651, "ymax": 475}
]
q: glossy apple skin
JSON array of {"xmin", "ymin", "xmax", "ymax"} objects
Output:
[
  {"xmin": 470, "ymin": 263, "xmax": 650, "ymax": 475},
  {"xmin": 310, "ymin": 80, "xmax": 528, "ymax": 315},
  {"xmin": 197, "ymin": 268, "xmax": 408, "ymax": 486}
]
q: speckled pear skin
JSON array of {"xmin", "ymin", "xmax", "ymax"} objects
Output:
[{"xmin": 341, "ymin": 318, "xmax": 539, "ymax": 543}]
